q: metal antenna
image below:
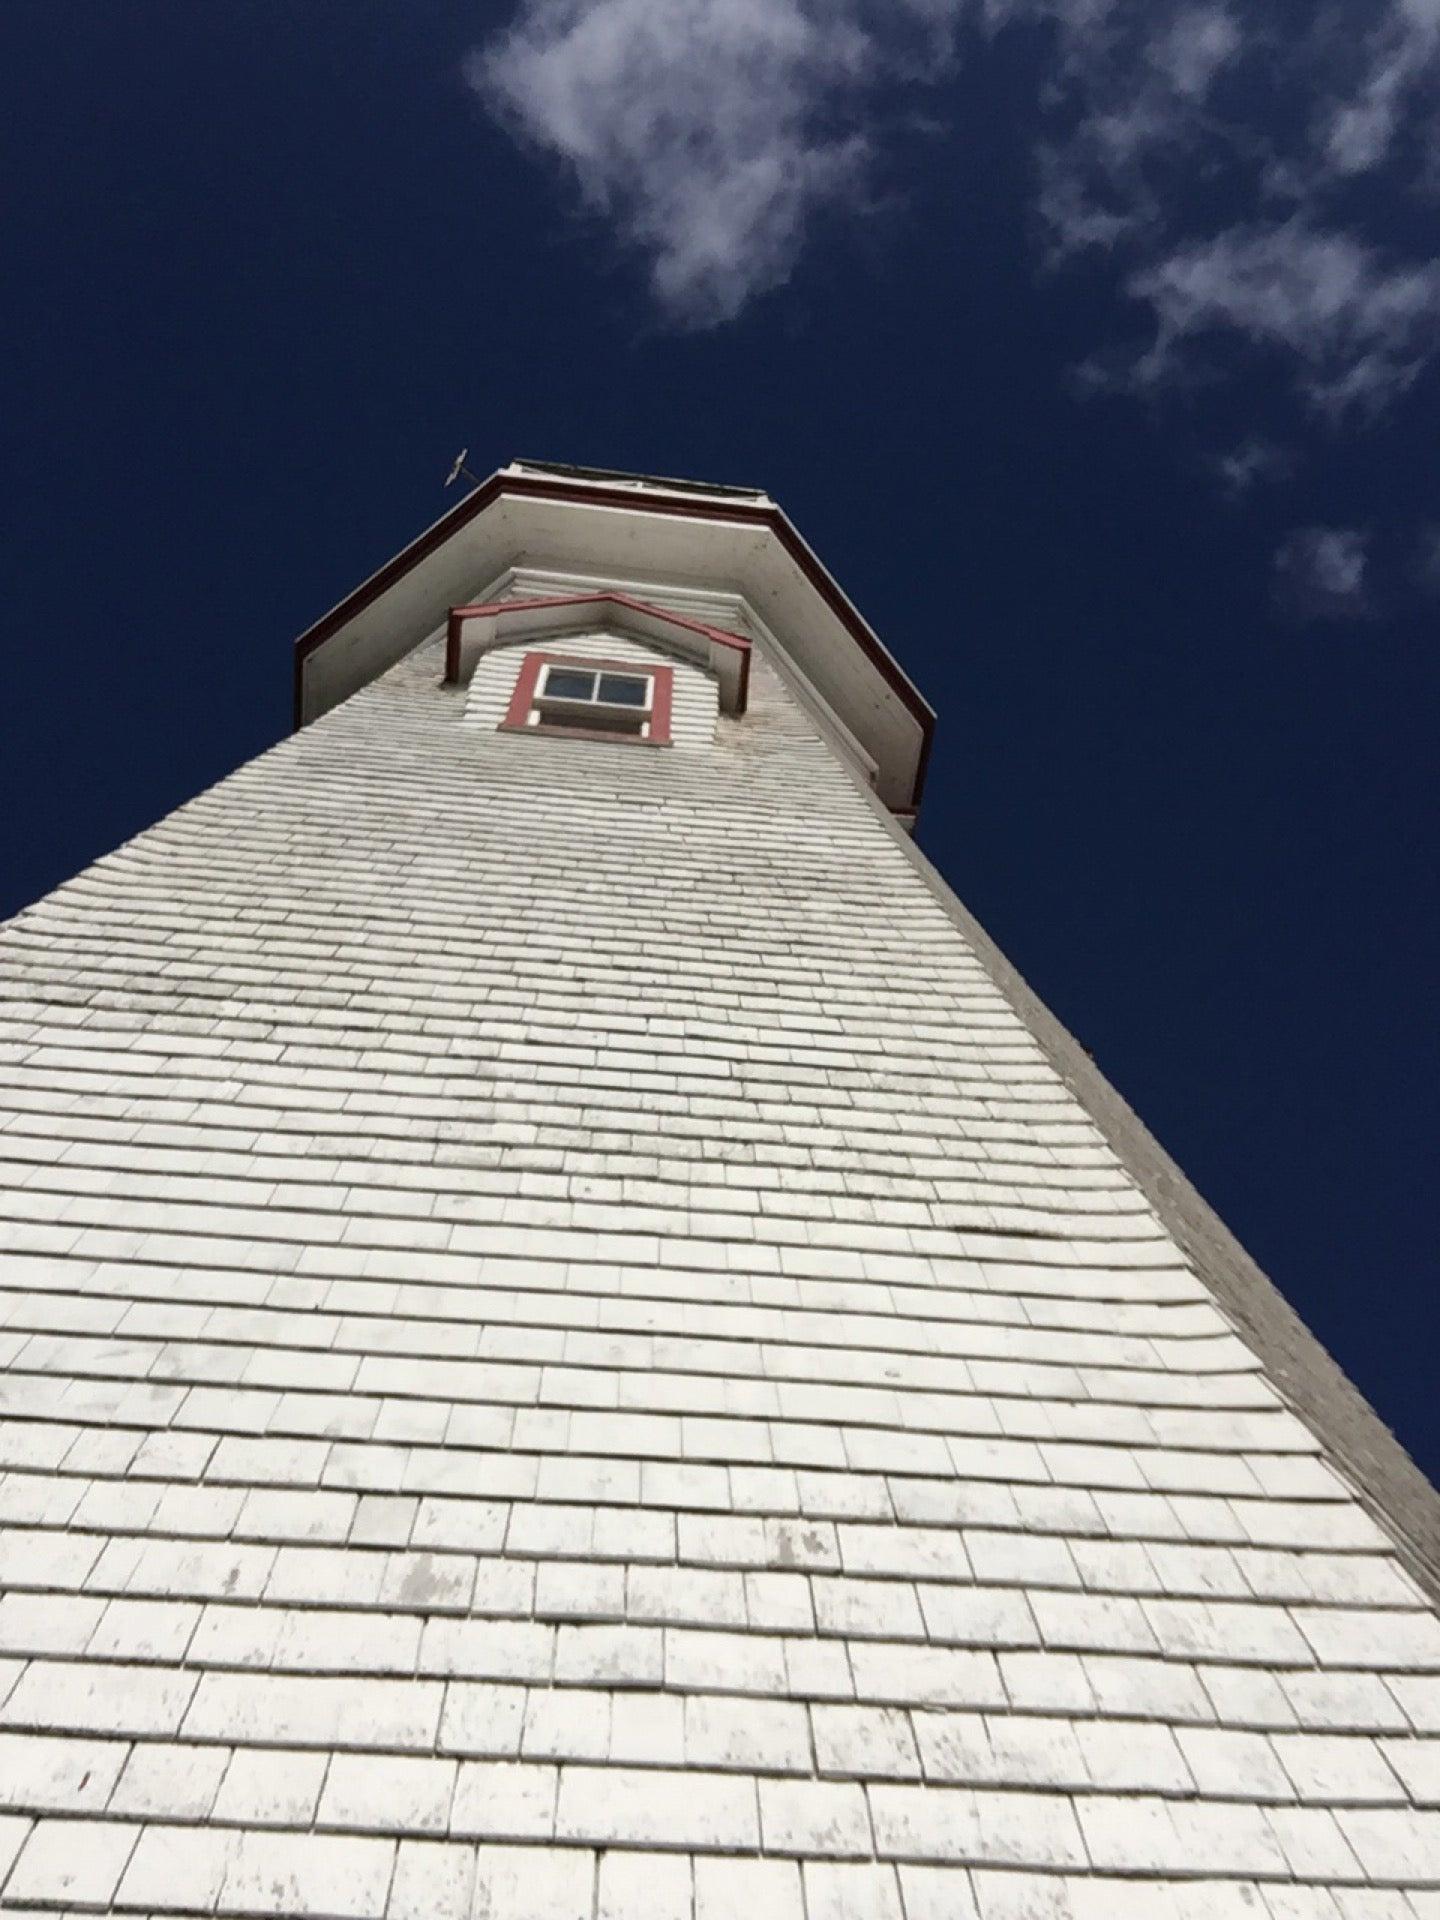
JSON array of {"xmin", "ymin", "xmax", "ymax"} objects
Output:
[{"xmin": 445, "ymin": 448, "xmax": 481, "ymax": 490}]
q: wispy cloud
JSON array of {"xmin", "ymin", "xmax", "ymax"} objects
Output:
[
  {"xmin": 473, "ymin": 0, "xmax": 1440, "ymax": 416},
  {"xmin": 1032, "ymin": 2, "xmax": 1246, "ymax": 268},
  {"xmin": 1214, "ymin": 436, "xmax": 1292, "ymax": 498},
  {"xmin": 1019, "ymin": 0, "xmax": 1440, "ymax": 418},
  {"xmin": 1273, "ymin": 526, "xmax": 1371, "ymax": 621},
  {"xmin": 1321, "ymin": 0, "xmax": 1440, "ymax": 176},
  {"xmin": 1414, "ymin": 522, "xmax": 1440, "ymax": 592},
  {"xmin": 1128, "ymin": 223, "xmax": 1440, "ymax": 418}
]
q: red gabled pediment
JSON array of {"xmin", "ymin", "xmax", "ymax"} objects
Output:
[{"xmin": 444, "ymin": 591, "xmax": 752, "ymax": 713}]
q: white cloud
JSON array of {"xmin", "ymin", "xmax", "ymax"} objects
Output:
[
  {"xmin": 472, "ymin": 0, "xmax": 1440, "ymax": 414},
  {"xmin": 470, "ymin": 0, "xmax": 877, "ymax": 325},
  {"xmin": 1273, "ymin": 526, "xmax": 1371, "ymax": 620},
  {"xmin": 1129, "ymin": 222, "xmax": 1440, "ymax": 417},
  {"xmin": 1152, "ymin": 4, "xmax": 1241, "ymax": 98}
]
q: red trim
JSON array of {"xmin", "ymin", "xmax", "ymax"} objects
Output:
[
  {"xmin": 498, "ymin": 651, "xmax": 675, "ymax": 748},
  {"xmin": 502, "ymin": 649, "xmax": 547, "ymax": 730},
  {"xmin": 444, "ymin": 591, "xmax": 748, "ymax": 694},
  {"xmin": 291, "ymin": 473, "xmax": 935, "ymax": 807},
  {"xmin": 648, "ymin": 661, "xmax": 673, "ymax": 746}
]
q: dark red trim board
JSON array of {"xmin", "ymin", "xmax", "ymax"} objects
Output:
[
  {"xmin": 443, "ymin": 592, "xmax": 749, "ymax": 691},
  {"xmin": 501, "ymin": 649, "xmax": 547, "ymax": 730}
]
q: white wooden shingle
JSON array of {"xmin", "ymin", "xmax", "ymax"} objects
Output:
[
  {"xmin": 596, "ymin": 1850, "xmax": 693, "ymax": 1920},
  {"xmin": 7, "ymin": 1818, "xmax": 140, "ymax": 1907}
]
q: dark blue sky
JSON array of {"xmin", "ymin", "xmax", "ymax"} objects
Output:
[{"xmin": 3, "ymin": 3, "xmax": 1437, "ymax": 1478}]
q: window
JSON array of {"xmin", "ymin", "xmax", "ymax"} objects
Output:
[
  {"xmin": 501, "ymin": 652, "xmax": 674, "ymax": 746},
  {"xmin": 538, "ymin": 664, "xmax": 651, "ymax": 726}
]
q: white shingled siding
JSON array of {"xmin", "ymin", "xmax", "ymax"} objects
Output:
[
  {"xmin": 0, "ymin": 615, "xmax": 1437, "ymax": 1917},
  {"xmin": 465, "ymin": 630, "xmax": 719, "ymax": 750}
]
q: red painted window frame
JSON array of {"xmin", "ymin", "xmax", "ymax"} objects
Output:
[{"xmin": 499, "ymin": 651, "xmax": 674, "ymax": 747}]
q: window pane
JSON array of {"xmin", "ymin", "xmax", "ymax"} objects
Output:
[
  {"xmin": 542, "ymin": 668, "xmax": 596, "ymax": 701},
  {"xmin": 596, "ymin": 673, "xmax": 649, "ymax": 707}
]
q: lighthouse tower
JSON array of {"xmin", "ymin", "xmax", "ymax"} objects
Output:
[{"xmin": 1, "ymin": 461, "xmax": 1437, "ymax": 1916}]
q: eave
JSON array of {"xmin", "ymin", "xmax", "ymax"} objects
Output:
[{"xmin": 291, "ymin": 464, "xmax": 936, "ymax": 815}]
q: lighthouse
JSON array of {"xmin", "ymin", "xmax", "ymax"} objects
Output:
[{"xmin": 1, "ymin": 460, "xmax": 1436, "ymax": 1915}]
